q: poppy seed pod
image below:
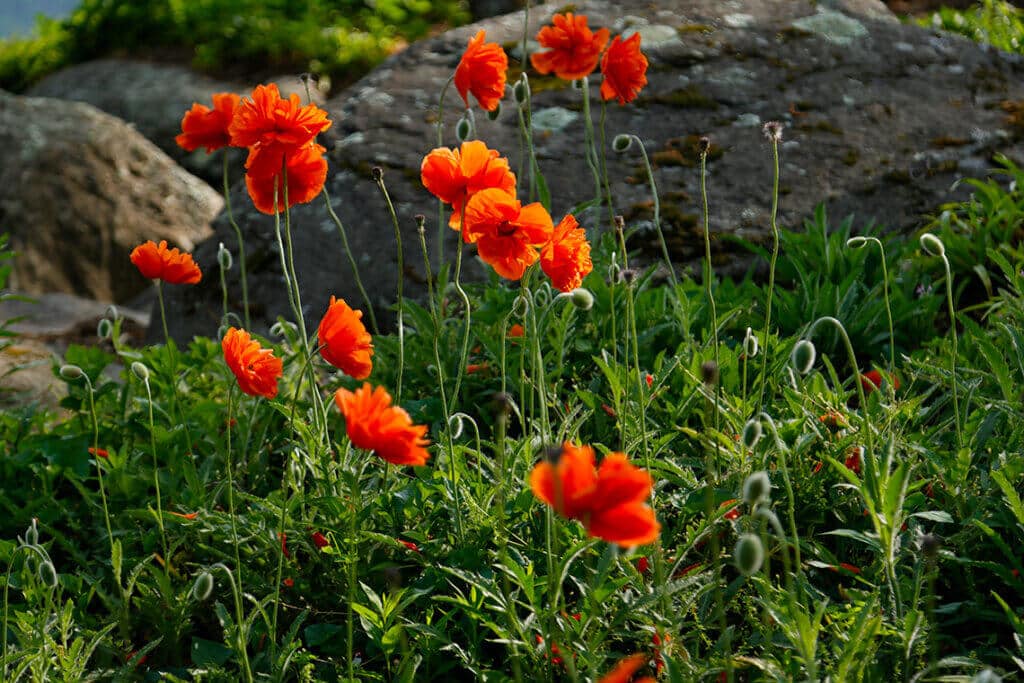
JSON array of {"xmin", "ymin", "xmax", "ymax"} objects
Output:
[
  {"xmin": 791, "ymin": 339, "xmax": 816, "ymax": 375},
  {"xmin": 513, "ymin": 75, "xmax": 530, "ymax": 105},
  {"xmin": 741, "ymin": 419, "xmax": 763, "ymax": 449},
  {"xmin": 743, "ymin": 327, "xmax": 759, "ymax": 358},
  {"xmin": 486, "ymin": 101, "xmax": 502, "ymax": 120},
  {"xmin": 846, "ymin": 236, "xmax": 868, "ymax": 249},
  {"xmin": 456, "ymin": 116, "xmax": 472, "ymax": 143},
  {"xmin": 38, "ymin": 560, "xmax": 58, "ymax": 588},
  {"xmin": 743, "ymin": 470, "xmax": 771, "ymax": 506},
  {"xmin": 734, "ymin": 534, "xmax": 764, "ymax": 576},
  {"xmin": 59, "ymin": 364, "xmax": 83, "ymax": 380},
  {"xmin": 919, "ymin": 233, "xmax": 946, "ymax": 258},
  {"xmin": 192, "ymin": 571, "xmax": 215, "ymax": 601},
  {"xmin": 697, "ymin": 136, "xmax": 711, "ymax": 156},
  {"xmin": 131, "ymin": 362, "xmax": 150, "ymax": 382},
  {"xmin": 612, "ymin": 134, "xmax": 633, "ymax": 153},
  {"xmin": 217, "ymin": 242, "xmax": 233, "ymax": 271},
  {"xmin": 570, "ymin": 288, "xmax": 594, "ymax": 310},
  {"xmin": 96, "ymin": 318, "xmax": 113, "ymax": 340}
]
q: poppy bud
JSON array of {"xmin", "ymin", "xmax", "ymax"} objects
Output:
[
  {"xmin": 919, "ymin": 233, "xmax": 945, "ymax": 258},
  {"xmin": 38, "ymin": 560, "xmax": 58, "ymax": 588},
  {"xmin": 487, "ymin": 102, "xmax": 502, "ymax": 120},
  {"xmin": 105, "ymin": 305, "xmax": 119, "ymax": 320},
  {"xmin": 217, "ymin": 242, "xmax": 233, "ymax": 271},
  {"xmin": 571, "ymin": 288, "xmax": 594, "ymax": 311},
  {"xmin": 734, "ymin": 534, "xmax": 764, "ymax": 576},
  {"xmin": 192, "ymin": 571, "xmax": 214, "ymax": 601},
  {"xmin": 59, "ymin": 365, "xmax": 83, "ymax": 380},
  {"xmin": 846, "ymin": 236, "xmax": 868, "ymax": 249},
  {"xmin": 612, "ymin": 134, "xmax": 633, "ymax": 153},
  {"xmin": 97, "ymin": 318, "xmax": 113, "ymax": 340},
  {"xmin": 791, "ymin": 340, "xmax": 816, "ymax": 375},
  {"xmin": 741, "ymin": 419, "xmax": 763, "ymax": 449},
  {"xmin": 701, "ymin": 360, "xmax": 719, "ymax": 386},
  {"xmin": 614, "ymin": 215, "xmax": 625, "ymax": 233},
  {"xmin": 456, "ymin": 116, "xmax": 472, "ymax": 143},
  {"xmin": 131, "ymin": 362, "xmax": 150, "ymax": 382},
  {"xmin": 743, "ymin": 470, "xmax": 771, "ymax": 506},
  {"xmin": 449, "ymin": 413, "xmax": 465, "ymax": 439},
  {"xmin": 513, "ymin": 75, "xmax": 530, "ymax": 105},
  {"xmin": 24, "ymin": 519, "xmax": 39, "ymax": 547},
  {"xmin": 743, "ymin": 327, "xmax": 759, "ymax": 358}
]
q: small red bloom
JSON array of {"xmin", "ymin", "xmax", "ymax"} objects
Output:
[
  {"xmin": 130, "ymin": 240, "xmax": 202, "ymax": 285},
  {"xmin": 283, "ymin": 578, "xmax": 294, "ymax": 588},
  {"xmin": 508, "ymin": 323, "xmax": 525, "ymax": 338},
  {"xmin": 720, "ymin": 499, "xmax": 741, "ymax": 521},
  {"xmin": 636, "ymin": 556, "xmax": 650, "ymax": 575},
  {"xmin": 844, "ymin": 446, "xmax": 863, "ymax": 475},
  {"xmin": 676, "ymin": 562, "xmax": 703, "ymax": 578},
  {"xmin": 280, "ymin": 532, "xmax": 289, "ymax": 558},
  {"xmin": 600, "ymin": 33, "xmax": 649, "ymax": 104},
  {"xmin": 454, "ymin": 29, "xmax": 508, "ymax": 112},
  {"xmin": 169, "ymin": 511, "xmax": 199, "ymax": 521},
  {"xmin": 860, "ymin": 369, "xmax": 901, "ymax": 394},
  {"xmin": 813, "ymin": 461, "xmax": 824, "ymax": 474},
  {"xmin": 222, "ymin": 328, "xmax": 283, "ymax": 399},
  {"xmin": 602, "ymin": 403, "xmax": 617, "ymax": 418},
  {"xmin": 644, "ymin": 373, "xmax": 653, "ymax": 388},
  {"xmin": 652, "ymin": 632, "xmax": 670, "ymax": 674},
  {"xmin": 175, "ymin": 92, "xmax": 240, "ymax": 153},
  {"xmin": 598, "ymin": 653, "xmax": 653, "ymax": 683},
  {"xmin": 88, "ymin": 447, "xmax": 109, "ymax": 459},
  {"xmin": 317, "ymin": 296, "xmax": 374, "ymax": 379},
  {"xmin": 531, "ymin": 13, "xmax": 610, "ymax": 81},
  {"xmin": 311, "ymin": 531, "xmax": 330, "ymax": 549},
  {"xmin": 399, "ymin": 539, "xmax": 420, "ymax": 553}
]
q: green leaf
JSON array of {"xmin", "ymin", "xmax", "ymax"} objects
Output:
[{"xmin": 190, "ymin": 637, "xmax": 235, "ymax": 667}]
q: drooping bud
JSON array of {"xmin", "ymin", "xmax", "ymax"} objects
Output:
[
  {"xmin": 59, "ymin": 365, "xmax": 83, "ymax": 380},
  {"xmin": 741, "ymin": 419, "xmax": 763, "ymax": 449},
  {"xmin": 612, "ymin": 134, "xmax": 633, "ymax": 153},
  {"xmin": 570, "ymin": 288, "xmax": 594, "ymax": 311},
  {"xmin": 456, "ymin": 115, "xmax": 472, "ymax": 143},
  {"xmin": 734, "ymin": 534, "xmax": 764, "ymax": 576},
  {"xmin": 131, "ymin": 362, "xmax": 150, "ymax": 382},
  {"xmin": 192, "ymin": 571, "xmax": 215, "ymax": 601},
  {"xmin": 743, "ymin": 327, "xmax": 759, "ymax": 358},
  {"xmin": 38, "ymin": 560, "xmax": 58, "ymax": 588},
  {"xmin": 513, "ymin": 75, "xmax": 530, "ymax": 105},
  {"xmin": 371, "ymin": 166, "xmax": 384, "ymax": 182},
  {"xmin": 486, "ymin": 101, "xmax": 502, "ymax": 121},
  {"xmin": 217, "ymin": 242, "xmax": 233, "ymax": 271},
  {"xmin": 846, "ymin": 236, "xmax": 868, "ymax": 249},
  {"xmin": 791, "ymin": 340, "xmax": 816, "ymax": 375},
  {"xmin": 919, "ymin": 233, "xmax": 946, "ymax": 258},
  {"xmin": 96, "ymin": 318, "xmax": 113, "ymax": 340},
  {"xmin": 742, "ymin": 470, "xmax": 771, "ymax": 506}
]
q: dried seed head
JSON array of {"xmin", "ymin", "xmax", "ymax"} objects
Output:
[
  {"xmin": 741, "ymin": 419, "xmax": 763, "ymax": 450},
  {"xmin": 38, "ymin": 560, "xmax": 58, "ymax": 588},
  {"xmin": 612, "ymin": 134, "xmax": 633, "ymax": 153},
  {"xmin": 131, "ymin": 361, "xmax": 150, "ymax": 382},
  {"xmin": 192, "ymin": 571, "xmax": 215, "ymax": 601},
  {"xmin": 371, "ymin": 166, "xmax": 384, "ymax": 182},
  {"xmin": 734, "ymin": 534, "xmax": 765, "ymax": 576},
  {"xmin": 919, "ymin": 233, "xmax": 946, "ymax": 258},
  {"xmin": 697, "ymin": 136, "xmax": 711, "ymax": 155},
  {"xmin": 492, "ymin": 391, "xmax": 514, "ymax": 418},
  {"xmin": 618, "ymin": 268, "xmax": 638, "ymax": 285},
  {"xmin": 414, "ymin": 214, "xmax": 426, "ymax": 235},
  {"xmin": 743, "ymin": 470, "xmax": 771, "ymax": 506},
  {"xmin": 763, "ymin": 120, "xmax": 783, "ymax": 142},
  {"xmin": 791, "ymin": 340, "xmax": 817, "ymax": 375},
  {"xmin": 743, "ymin": 327, "xmax": 759, "ymax": 358},
  {"xmin": 571, "ymin": 288, "xmax": 594, "ymax": 310},
  {"xmin": 701, "ymin": 360, "xmax": 719, "ymax": 386},
  {"xmin": 217, "ymin": 242, "xmax": 233, "ymax": 271},
  {"xmin": 614, "ymin": 215, "xmax": 625, "ymax": 233}
]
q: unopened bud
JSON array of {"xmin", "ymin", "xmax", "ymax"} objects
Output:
[
  {"xmin": 791, "ymin": 340, "xmax": 816, "ymax": 375},
  {"xmin": 24, "ymin": 519, "xmax": 39, "ymax": 547},
  {"xmin": 486, "ymin": 102, "xmax": 502, "ymax": 120},
  {"xmin": 570, "ymin": 288, "xmax": 594, "ymax": 310},
  {"xmin": 217, "ymin": 242, "xmax": 233, "ymax": 271},
  {"xmin": 456, "ymin": 116, "xmax": 472, "ymax": 142},
  {"xmin": 96, "ymin": 318, "xmax": 113, "ymax": 340},
  {"xmin": 734, "ymin": 534, "xmax": 764, "ymax": 576},
  {"xmin": 513, "ymin": 75, "xmax": 530, "ymax": 105},
  {"xmin": 131, "ymin": 361, "xmax": 150, "ymax": 382},
  {"xmin": 919, "ymin": 233, "xmax": 945, "ymax": 258},
  {"xmin": 846, "ymin": 236, "xmax": 868, "ymax": 249},
  {"xmin": 743, "ymin": 327, "xmax": 759, "ymax": 357},
  {"xmin": 612, "ymin": 134, "xmax": 633, "ymax": 153},
  {"xmin": 59, "ymin": 365, "xmax": 83, "ymax": 380},
  {"xmin": 741, "ymin": 419, "xmax": 763, "ymax": 449},
  {"xmin": 448, "ymin": 414, "xmax": 465, "ymax": 440},
  {"xmin": 701, "ymin": 360, "xmax": 719, "ymax": 386},
  {"xmin": 743, "ymin": 470, "xmax": 771, "ymax": 506},
  {"xmin": 371, "ymin": 166, "xmax": 383, "ymax": 182},
  {"xmin": 38, "ymin": 560, "xmax": 58, "ymax": 588},
  {"xmin": 192, "ymin": 571, "xmax": 215, "ymax": 601}
]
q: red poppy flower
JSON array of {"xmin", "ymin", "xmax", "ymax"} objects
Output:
[
  {"xmin": 222, "ymin": 327, "xmax": 283, "ymax": 399},
  {"xmin": 454, "ymin": 29, "xmax": 508, "ymax": 112},
  {"xmin": 529, "ymin": 443, "xmax": 660, "ymax": 547},
  {"xmin": 463, "ymin": 188, "xmax": 554, "ymax": 280},
  {"xmin": 399, "ymin": 539, "xmax": 420, "ymax": 553},
  {"xmin": 283, "ymin": 578, "xmax": 294, "ymax": 588},
  {"xmin": 334, "ymin": 384, "xmax": 431, "ymax": 466},
  {"xmin": 317, "ymin": 296, "xmax": 373, "ymax": 379},
  {"xmin": 644, "ymin": 373, "xmax": 653, "ymax": 388},
  {"xmin": 508, "ymin": 323, "xmax": 525, "ymax": 338},
  {"xmin": 229, "ymin": 83, "xmax": 332, "ymax": 175},
  {"xmin": 245, "ymin": 143, "xmax": 328, "ymax": 215},
  {"xmin": 599, "ymin": 653, "xmax": 654, "ymax": 683},
  {"xmin": 175, "ymin": 92, "xmax": 240, "ymax": 153},
  {"xmin": 719, "ymin": 499, "xmax": 741, "ymax": 520},
  {"xmin": 88, "ymin": 447, "xmax": 109, "ymax": 459},
  {"xmin": 311, "ymin": 531, "xmax": 330, "ymax": 549},
  {"xmin": 600, "ymin": 33, "xmax": 649, "ymax": 105},
  {"xmin": 421, "ymin": 141, "xmax": 516, "ymax": 231},
  {"xmin": 652, "ymin": 632, "xmax": 670, "ymax": 674},
  {"xmin": 636, "ymin": 556, "xmax": 650, "ymax": 574},
  {"xmin": 844, "ymin": 446, "xmax": 863, "ymax": 474},
  {"xmin": 540, "ymin": 214, "xmax": 593, "ymax": 292},
  {"xmin": 531, "ymin": 13, "xmax": 610, "ymax": 81},
  {"xmin": 130, "ymin": 240, "xmax": 202, "ymax": 285},
  {"xmin": 466, "ymin": 362, "xmax": 489, "ymax": 375},
  {"xmin": 831, "ymin": 562, "xmax": 862, "ymax": 574},
  {"xmin": 860, "ymin": 369, "xmax": 900, "ymax": 394},
  {"xmin": 280, "ymin": 532, "xmax": 290, "ymax": 558},
  {"xmin": 169, "ymin": 511, "xmax": 199, "ymax": 521},
  {"xmin": 602, "ymin": 403, "xmax": 617, "ymax": 418}
]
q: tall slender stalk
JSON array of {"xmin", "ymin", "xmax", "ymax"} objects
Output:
[
  {"xmin": 156, "ymin": 281, "xmax": 198, "ymax": 485},
  {"xmin": 321, "ymin": 188, "xmax": 379, "ymax": 335},
  {"xmin": 224, "ymin": 389, "xmax": 244, "ymax": 623},
  {"xmin": 435, "ymin": 75, "xmax": 455, "ymax": 268},
  {"xmin": 447, "ymin": 205, "xmax": 473, "ymax": 415},
  {"xmin": 580, "ymin": 77, "xmax": 603, "ymax": 206},
  {"xmin": 629, "ymin": 135, "xmax": 678, "ymax": 290},
  {"xmin": 223, "ymin": 152, "xmax": 250, "ymax": 328},
  {"xmin": 374, "ymin": 168, "xmax": 405, "ymax": 402},
  {"xmin": 142, "ymin": 376, "xmax": 169, "ymax": 575},
  {"xmin": 598, "ymin": 101, "xmax": 616, "ymax": 231},
  {"xmin": 757, "ymin": 125, "xmax": 783, "ymax": 412}
]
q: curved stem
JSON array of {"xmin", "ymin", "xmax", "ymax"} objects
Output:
[
  {"xmin": 223, "ymin": 152, "xmax": 250, "ymax": 328},
  {"xmin": 436, "ymin": 74, "xmax": 455, "ymax": 268},
  {"xmin": 598, "ymin": 101, "xmax": 616, "ymax": 231},
  {"xmin": 633, "ymin": 135, "xmax": 677, "ymax": 289},
  {"xmin": 756, "ymin": 138, "xmax": 781, "ymax": 412},
  {"xmin": 447, "ymin": 205, "xmax": 473, "ymax": 416},
  {"xmin": 143, "ymin": 378, "xmax": 169, "ymax": 575},
  {"xmin": 807, "ymin": 316, "xmax": 873, "ymax": 458},
  {"xmin": 321, "ymin": 187, "xmax": 379, "ymax": 335},
  {"xmin": 580, "ymin": 77, "xmax": 602, "ymax": 207},
  {"xmin": 941, "ymin": 256, "xmax": 963, "ymax": 449},
  {"xmin": 375, "ymin": 173, "xmax": 404, "ymax": 402}
]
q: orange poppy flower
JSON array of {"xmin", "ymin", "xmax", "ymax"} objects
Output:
[
  {"xmin": 169, "ymin": 511, "xmax": 199, "ymax": 521},
  {"xmin": 229, "ymin": 83, "xmax": 332, "ymax": 176},
  {"xmin": 317, "ymin": 296, "xmax": 373, "ymax": 379},
  {"xmin": 222, "ymin": 327, "xmax": 283, "ymax": 399},
  {"xmin": 88, "ymin": 447, "xmax": 109, "ymax": 459},
  {"xmin": 541, "ymin": 214, "xmax": 593, "ymax": 292},
  {"xmin": 531, "ymin": 13, "xmax": 610, "ymax": 81},
  {"xmin": 598, "ymin": 653, "xmax": 655, "ymax": 683},
  {"xmin": 860, "ymin": 369, "xmax": 900, "ymax": 394},
  {"xmin": 420, "ymin": 141, "xmax": 516, "ymax": 231},
  {"xmin": 529, "ymin": 443, "xmax": 660, "ymax": 546},
  {"xmin": 600, "ymin": 33, "xmax": 649, "ymax": 105},
  {"xmin": 508, "ymin": 323, "xmax": 525, "ymax": 338},
  {"xmin": 175, "ymin": 92, "xmax": 240, "ymax": 153},
  {"xmin": 130, "ymin": 240, "xmax": 202, "ymax": 285},
  {"xmin": 334, "ymin": 383, "xmax": 430, "ymax": 466},
  {"xmin": 245, "ymin": 143, "xmax": 328, "ymax": 215},
  {"xmin": 454, "ymin": 29, "xmax": 508, "ymax": 112},
  {"xmin": 463, "ymin": 188, "xmax": 553, "ymax": 281}
]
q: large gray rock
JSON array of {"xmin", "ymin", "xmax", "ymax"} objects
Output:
[
  {"xmin": 161, "ymin": 0, "xmax": 1024, "ymax": 343},
  {"xmin": 0, "ymin": 91, "xmax": 220, "ymax": 302}
]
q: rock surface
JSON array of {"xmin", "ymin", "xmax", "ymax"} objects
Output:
[
  {"xmin": 162, "ymin": 0, "xmax": 1024, "ymax": 343},
  {"xmin": 0, "ymin": 90, "xmax": 220, "ymax": 303}
]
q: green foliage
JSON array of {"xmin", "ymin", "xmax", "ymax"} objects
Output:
[
  {"xmin": 921, "ymin": 0, "xmax": 1024, "ymax": 53},
  {"xmin": 0, "ymin": 0, "xmax": 470, "ymax": 93}
]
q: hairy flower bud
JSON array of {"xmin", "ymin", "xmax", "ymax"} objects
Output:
[
  {"xmin": 192, "ymin": 571, "xmax": 214, "ymax": 601},
  {"xmin": 762, "ymin": 120, "xmax": 783, "ymax": 142},
  {"xmin": 38, "ymin": 560, "xmax": 58, "ymax": 588},
  {"xmin": 24, "ymin": 519, "xmax": 39, "ymax": 547},
  {"xmin": 612, "ymin": 134, "xmax": 633, "ymax": 153},
  {"xmin": 456, "ymin": 116, "xmax": 472, "ymax": 143},
  {"xmin": 743, "ymin": 327, "xmax": 759, "ymax": 358},
  {"xmin": 734, "ymin": 534, "xmax": 764, "ymax": 576},
  {"xmin": 743, "ymin": 470, "xmax": 771, "ymax": 506},
  {"xmin": 791, "ymin": 339, "xmax": 816, "ymax": 375},
  {"xmin": 131, "ymin": 361, "xmax": 150, "ymax": 382},
  {"xmin": 741, "ymin": 419, "xmax": 763, "ymax": 449},
  {"xmin": 59, "ymin": 364, "xmax": 83, "ymax": 380},
  {"xmin": 96, "ymin": 318, "xmax": 113, "ymax": 340},
  {"xmin": 571, "ymin": 288, "xmax": 594, "ymax": 311},
  {"xmin": 217, "ymin": 242, "xmax": 233, "ymax": 271},
  {"xmin": 846, "ymin": 236, "xmax": 868, "ymax": 249},
  {"xmin": 486, "ymin": 101, "xmax": 502, "ymax": 120},
  {"xmin": 919, "ymin": 233, "xmax": 946, "ymax": 258},
  {"xmin": 513, "ymin": 75, "xmax": 530, "ymax": 105}
]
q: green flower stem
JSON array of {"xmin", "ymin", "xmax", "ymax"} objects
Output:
[
  {"xmin": 321, "ymin": 187, "xmax": 379, "ymax": 335},
  {"xmin": 82, "ymin": 375, "xmax": 114, "ymax": 553},
  {"xmin": 142, "ymin": 376, "xmax": 169, "ymax": 576},
  {"xmin": 447, "ymin": 204, "xmax": 473, "ymax": 415},
  {"xmin": 374, "ymin": 171, "xmax": 405, "ymax": 403},
  {"xmin": 598, "ymin": 101, "xmax": 616, "ymax": 232},
  {"xmin": 759, "ymin": 413, "xmax": 801, "ymax": 574},
  {"xmin": 223, "ymin": 152, "xmax": 250, "ymax": 328},
  {"xmin": 756, "ymin": 137, "xmax": 782, "ymax": 412},
  {"xmin": 156, "ymin": 281, "xmax": 199, "ymax": 491},
  {"xmin": 580, "ymin": 76, "xmax": 602, "ymax": 207},
  {"xmin": 436, "ymin": 74, "xmax": 455, "ymax": 268},
  {"xmin": 940, "ymin": 254, "xmax": 963, "ymax": 449},
  {"xmin": 224, "ymin": 388, "xmax": 245, "ymax": 625},
  {"xmin": 211, "ymin": 563, "xmax": 253, "ymax": 683},
  {"xmin": 630, "ymin": 135, "xmax": 678, "ymax": 289},
  {"xmin": 806, "ymin": 316, "xmax": 874, "ymax": 458},
  {"xmin": 516, "ymin": 95, "xmax": 540, "ymax": 203},
  {"xmin": 866, "ymin": 237, "xmax": 897, "ymax": 373}
]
